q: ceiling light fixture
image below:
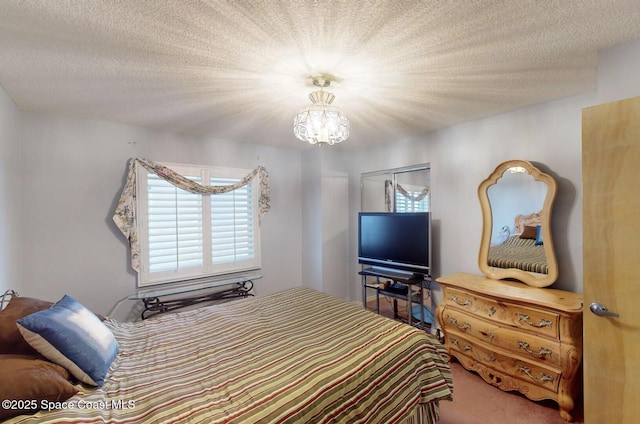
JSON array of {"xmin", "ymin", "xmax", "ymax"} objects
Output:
[{"xmin": 293, "ymin": 76, "xmax": 349, "ymax": 145}]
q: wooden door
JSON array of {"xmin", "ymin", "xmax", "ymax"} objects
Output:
[{"xmin": 582, "ymin": 96, "xmax": 640, "ymax": 423}]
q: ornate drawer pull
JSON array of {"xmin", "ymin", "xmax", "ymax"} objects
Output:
[
  {"xmin": 481, "ymin": 330, "xmax": 495, "ymax": 341},
  {"xmin": 450, "ymin": 338, "xmax": 459, "ymax": 346},
  {"xmin": 517, "ymin": 366, "xmax": 554, "ymax": 383},
  {"xmin": 448, "ymin": 317, "xmax": 471, "ymax": 330},
  {"xmin": 464, "ymin": 344, "xmax": 496, "ymax": 362},
  {"xmin": 449, "ymin": 294, "xmax": 471, "ymax": 306},
  {"xmin": 518, "ymin": 313, "xmax": 553, "ymax": 328},
  {"xmin": 517, "ymin": 341, "xmax": 552, "ymax": 358}
]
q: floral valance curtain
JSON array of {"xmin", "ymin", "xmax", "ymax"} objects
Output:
[
  {"xmin": 384, "ymin": 180, "xmax": 430, "ymax": 212},
  {"xmin": 112, "ymin": 158, "xmax": 270, "ymax": 272}
]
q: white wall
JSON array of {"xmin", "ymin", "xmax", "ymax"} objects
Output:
[
  {"xmin": 320, "ymin": 148, "xmax": 350, "ymax": 300},
  {"xmin": 0, "ymin": 86, "xmax": 21, "ymax": 295},
  {"xmin": 301, "ymin": 149, "xmax": 322, "ymax": 292},
  {"xmin": 349, "ymin": 92, "xmax": 595, "ymax": 305},
  {"xmin": 301, "ymin": 147, "xmax": 351, "ymax": 300},
  {"xmin": 17, "ymin": 112, "xmax": 303, "ymax": 319},
  {"xmin": 598, "ymin": 37, "xmax": 640, "ymax": 104}
]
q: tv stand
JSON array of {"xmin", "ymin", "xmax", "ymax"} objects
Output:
[{"xmin": 360, "ymin": 267, "xmax": 432, "ymax": 330}]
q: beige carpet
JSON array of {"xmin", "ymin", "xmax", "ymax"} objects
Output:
[{"xmin": 438, "ymin": 359, "xmax": 584, "ymax": 424}]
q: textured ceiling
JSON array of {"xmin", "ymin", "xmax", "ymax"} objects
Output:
[{"xmin": 1, "ymin": 1, "xmax": 640, "ymax": 150}]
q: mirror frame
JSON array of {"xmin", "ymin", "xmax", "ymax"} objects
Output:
[{"xmin": 478, "ymin": 159, "xmax": 558, "ymax": 287}]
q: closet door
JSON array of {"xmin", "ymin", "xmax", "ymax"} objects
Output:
[{"xmin": 582, "ymin": 96, "xmax": 640, "ymax": 424}]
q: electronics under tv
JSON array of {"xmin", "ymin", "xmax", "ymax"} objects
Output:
[{"xmin": 358, "ymin": 212, "xmax": 431, "ymax": 276}]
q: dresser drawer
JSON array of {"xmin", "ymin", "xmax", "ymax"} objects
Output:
[
  {"xmin": 444, "ymin": 287, "xmax": 559, "ymax": 339},
  {"xmin": 447, "ymin": 332, "xmax": 560, "ymax": 393},
  {"xmin": 441, "ymin": 307, "xmax": 561, "ymax": 367}
]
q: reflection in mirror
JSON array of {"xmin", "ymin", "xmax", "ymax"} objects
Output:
[
  {"xmin": 361, "ymin": 172, "xmax": 393, "ymax": 212},
  {"xmin": 487, "ymin": 168, "xmax": 547, "ymax": 246},
  {"xmin": 478, "ymin": 160, "xmax": 558, "ymax": 287},
  {"xmin": 388, "ymin": 168, "xmax": 430, "ymax": 212},
  {"xmin": 361, "ymin": 165, "xmax": 430, "ymax": 213}
]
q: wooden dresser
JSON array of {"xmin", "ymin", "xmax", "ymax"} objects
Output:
[{"xmin": 436, "ymin": 272, "xmax": 583, "ymax": 422}]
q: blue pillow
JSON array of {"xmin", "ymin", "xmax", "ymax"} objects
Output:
[
  {"xmin": 535, "ymin": 225, "xmax": 544, "ymax": 246},
  {"xmin": 16, "ymin": 295, "xmax": 118, "ymax": 387}
]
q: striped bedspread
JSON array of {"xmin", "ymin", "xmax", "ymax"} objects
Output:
[
  {"xmin": 488, "ymin": 235, "xmax": 548, "ymax": 274},
  {"xmin": 9, "ymin": 287, "xmax": 453, "ymax": 424}
]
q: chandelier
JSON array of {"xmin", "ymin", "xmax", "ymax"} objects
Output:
[{"xmin": 293, "ymin": 77, "xmax": 349, "ymax": 145}]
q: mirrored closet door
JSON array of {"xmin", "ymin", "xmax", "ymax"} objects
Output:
[{"xmin": 361, "ymin": 164, "xmax": 430, "ymax": 213}]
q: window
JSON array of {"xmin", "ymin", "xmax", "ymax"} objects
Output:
[
  {"xmin": 395, "ymin": 186, "xmax": 430, "ymax": 212},
  {"xmin": 136, "ymin": 163, "xmax": 261, "ymax": 287}
]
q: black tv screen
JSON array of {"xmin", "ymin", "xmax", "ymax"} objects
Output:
[{"xmin": 358, "ymin": 212, "xmax": 430, "ymax": 275}]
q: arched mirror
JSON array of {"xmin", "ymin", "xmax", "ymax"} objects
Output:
[{"xmin": 478, "ymin": 159, "xmax": 558, "ymax": 287}]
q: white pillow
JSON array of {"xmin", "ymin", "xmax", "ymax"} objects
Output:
[{"xmin": 16, "ymin": 295, "xmax": 118, "ymax": 386}]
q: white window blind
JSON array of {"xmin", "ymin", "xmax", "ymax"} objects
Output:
[
  {"xmin": 211, "ymin": 177, "xmax": 255, "ymax": 266},
  {"xmin": 395, "ymin": 191, "xmax": 429, "ymax": 212},
  {"xmin": 137, "ymin": 164, "xmax": 261, "ymax": 287},
  {"xmin": 147, "ymin": 174, "xmax": 203, "ymax": 273}
]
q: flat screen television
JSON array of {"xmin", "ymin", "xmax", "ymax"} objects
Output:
[{"xmin": 358, "ymin": 212, "xmax": 431, "ymax": 276}]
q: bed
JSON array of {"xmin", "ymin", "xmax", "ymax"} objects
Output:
[
  {"xmin": 1, "ymin": 287, "xmax": 453, "ymax": 423},
  {"xmin": 487, "ymin": 212, "xmax": 548, "ymax": 274}
]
